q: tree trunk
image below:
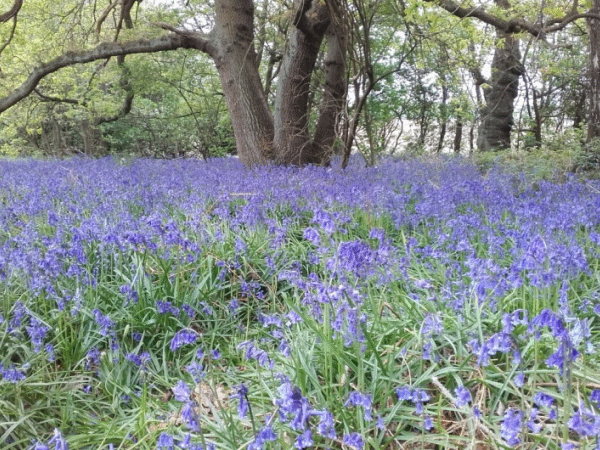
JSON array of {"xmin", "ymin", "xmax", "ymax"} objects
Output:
[
  {"xmin": 212, "ymin": 0, "xmax": 274, "ymax": 166},
  {"xmin": 588, "ymin": 0, "xmax": 600, "ymax": 141},
  {"xmin": 453, "ymin": 118, "xmax": 463, "ymax": 154},
  {"xmin": 477, "ymin": 33, "xmax": 522, "ymax": 151},
  {"xmin": 477, "ymin": 0, "xmax": 522, "ymax": 151},
  {"xmin": 0, "ymin": 0, "xmax": 347, "ymax": 167}
]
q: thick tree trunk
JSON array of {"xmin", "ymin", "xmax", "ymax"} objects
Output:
[
  {"xmin": 454, "ymin": 118, "xmax": 463, "ymax": 154},
  {"xmin": 0, "ymin": 0, "xmax": 347, "ymax": 167},
  {"xmin": 476, "ymin": 0, "xmax": 522, "ymax": 151},
  {"xmin": 588, "ymin": 0, "xmax": 600, "ymax": 141},
  {"xmin": 212, "ymin": 0, "xmax": 275, "ymax": 166},
  {"xmin": 477, "ymin": 33, "xmax": 522, "ymax": 151}
]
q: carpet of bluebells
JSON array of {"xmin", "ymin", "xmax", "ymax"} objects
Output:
[{"xmin": 1, "ymin": 156, "xmax": 600, "ymax": 450}]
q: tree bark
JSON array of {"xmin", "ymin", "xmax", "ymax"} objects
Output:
[
  {"xmin": 588, "ymin": 0, "xmax": 600, "ymax": 141},
  {"xmin": 454, "ymin": 118, "xmax": 463, "ymax": 154},
  {"xmin": 0, "ymin": 0, "xmax": 348, "ymax": 167},
  {"xmin": 477, "ymin": 12, "xmax": 523, "ymax": 151}
]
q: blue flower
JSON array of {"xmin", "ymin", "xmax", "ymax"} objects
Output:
[
  {"xmin": 48, "ymin": 429, "xmax": 68, "ymax": 450},
  {"xmin": 302, "ymin": 227, "xmax": 320, "ymax": 246},
  {"xmin": 295, "ymin": 429, "xmax": 313, "ymax": 449},
  {"xmin": 170, "ymin": 329, "xmax": 198, "ymax": 351},
  {"xmin": 232, "ymin": 383, "xmax": 249, "ymax": 419},
  {"xmin": 344, "ymin": 391, "xmax": 372, "ymax": 421},
  {"xmin": 533, "ymin": 392, "xmax": 555, "ymax": 408},
  {"xmin": 454, "ymin": 385, "xmax": 472, "ymax": 408},
  {"xmin": 275, "ymin": 382, "xmax": 312, "ymax": 431},
  {"xmin": 156, "ymin": 433, "xmax": 175, "ymax": 450},
  {"xmin": 500, "ymin": 409, "xmax": 523, "ymax": 446},
  {"xmin": 172, "ymin": 380, "xmax": 191, "ymax": 402},
  {"xmin": 26, "ymin": 317, "xmax": 49, "ymax": 353},
  {"xmin": 314, "ymin": 410, "xmax": 336, "ymax": 439},
  {"xmin": 342, "ymin": 432, "xmax": 364, "ymax": 450}
]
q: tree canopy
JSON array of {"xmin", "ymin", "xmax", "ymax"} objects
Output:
[{"xmin": 0, "ymin": 0, "xmax": 599, "ymax": 166}]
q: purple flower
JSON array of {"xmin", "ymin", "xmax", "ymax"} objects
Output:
[
  {"xmin": 172, "ymin": 380, "xmax": 191, "ymax": 402},
  {"xmin": 396, "ymin": 385, "xmax": 412, "ymax": 401},
  {"xmin": 590, "ymin": 389, "xmax": 600, "ymax": 405},
  {"xmin": 424, "ymin": 415, "xmax": 434, "ymax": 431},
  {"xmin": 155, "ymin": 301, "xmax": 180, "ymax": 316},
  {"xmin": 26, "ymin": 317, "xmax": 49, "ymax": 353},
  {"xmin": 185, "ymin": 361, "xmax": 205, "ymax": 383},
  {"xmin": 567, "ymin": 404, "xmax": 600, "ymax": 437},
  {"xmin": 421, "ymin": 314, "xmax": 443, "ymax": 337},
  {"xmin": 514, "ymin": 372, "xmax": 525, "ymax": 387},
  {"xmin": 342, "ymin": 432, "xmax": 364, "ymax": 450},
  {"xmin": 314, "ymin": 410, "xmax": 336, "ymax": 439},
  {"xmin": 170, "ymin": 329, "xmax": 197, "ymax": 351},
  {"xmin": 454, "ymin": 385, "xmax": 472, "ymax": 408},
  {"xmin": 92, "ymin": 309, "xmax": 114, "ymax": 336},
  {"xmin": 232, "ymin": 384, "xmax": 249, "ymax": 419},
  {"xmin": 0, "ymin": 363, "xmax": 27, "ymax": 382},
  {"xmin": 295, "ymin": 429, "xmax": 313, "ymax": 449},
  {"xmin": 533, "ymin": 392, "xmax": 555, "ymax": 408},
  {"xmin": 344, "ymin": 391, "xmax": 372, "ymax": 420},
  {"xmin": 303, "ymin": 227, "xmax": 321, "ymax": 246},
  {"xmin": 48, "ymin": 429, "xmax": 68, "ymax": 450},
  {"xmin": 500, "ymin": 409, "xmax": 523, "ymax": 446},
  {"xmin": 337, "ymin": 239, "xmax": 374, "ymax": 277},
  {"xmin": 275, "ymin": 382, "xmax": 312, "ymax": 431},
  {"xmin": 181, "ymin": 401, "xmax": 200, "ymax": 431},
  {"xmin": 156, "ymin": 433, "xmax": 175, "ymax": 450}
]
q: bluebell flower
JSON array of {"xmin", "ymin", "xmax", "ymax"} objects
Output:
[
  {"xmin": 156, "ymin": 433, "xmax": 175, "ymax": 450},
  {"xmin": 92, "ymin": 309, "xmax": 114, "ymax": 336},
  {"xmin": 533, "ymin": 392, "xmax": 555, "ymax": 408},
  {"xmin": 232, "ymin": 383, "xmax": 249, "ymax": 419},
  {"xmin": 526, "ymin": 407, "xmax": 542, "ymax": 433},
  {"xmin": 454, "ymin": 385, "xmax": 472, "ymax": 408},
  {"xmin": 424, "ymin": 415, "xmax": 433, "ymax": 431},
  {"xmin": 302, "ymin": 227, "xmax": 321, "ymax": 246},
  {"xmin": 172, "ymin": 380, "xmax": 191, "ymax": 402},
  {"xmin": 500, "ymin": 409, "xmax": 523, "ymax": 446},
  {"xmin": 514, "ymin": 372, "xmax": 525, "ymax": 387},
  {"xmin": 155, "ymin": 301, "xmax": 180, "ymax": 316},
  {"xmin": 590, "ymin": 390, "xmax": 600, "ymax": 406},
  {"xmin": 0, "ymin": 363, "xmax": 27, "ymax": 382},
  {"xmin": 336, "ymin": 239, "xmax": 374, "ymax": 277},
  {"xmin": 342, "ymin": 432, "xmax": 364, "ymax": 450},
  {"xmin": 48, "ymin": 429, "xmax": 68, "ymax": 450},
  {"xmin": 170, "ymin": 329, "xmax": 198, "ymax": 351},
  {"xmin": 567, "ymin": 404, "xmax": 600, "ymax": 437},
  {"xmin": 421, "ymin": 314, "xmax": 443, "ymax": 337},
  {"xmin": 45, "ymin": 344, "xmax": 55, "ymax": 362},
  {"xmin": 185, "ymin": 361, "xmax": 205, "ymax": 383},
  {"xmin": 181, "ymin": 401, "xmax": 200, "ymax": 431},
  {"xmin": 344, "ymin": 391, "xmax": 373, "ymax": 420},
  {"xmin": 314, "ymin": 410, "xmax": 336, "ymax": 439},
  {"xmin": 26, "ymin": 317, "xmax": 49, "ymax": 353},
  {"xmin": 295, "ymin": 429, "xmax": 313, "ymax": 449},
  {"xmin": 275, "ymin": 382, "xmax": 312, "ymax": 431},
  {"xmin": 211, "ymin": 349, "xmax": 221, "ymax": 360}
]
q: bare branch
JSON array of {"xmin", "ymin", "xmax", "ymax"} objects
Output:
[
  {"xmin": 426, "ymin": 0, "xmax": 600, "ymax": 41},
  {"xmin": 0, "ymin": 34, "xmax": 210, "ymax": 114},
  {"xmin": 96, "ymin": 0, "xmax": 119, "ymax": 34},
  {"xmin": 0, "ymin": 15, "xmax": 18, "ymax": 59},
  {"xmin": 34, "ymin": 89, "xmax": 82, "ymax": 105},
  {"xmin": 0, "ymin": 0, "xmax": 22, "ymax": 23}
]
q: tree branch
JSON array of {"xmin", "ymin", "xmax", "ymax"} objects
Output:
[
  {"xmin": 33, "ymin": 89, "xmax": 82, "ymax": 105},
  {"xmin": 0, "ymin": 0, "xmax": 22, "ymax": 23},
  {"xmin": 0, "ymin": 34, "xmax": 209, "ymax": 114},
  {"xmin": 426, "ymin": 0, "xmax": 600, "ymax": 40}
]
